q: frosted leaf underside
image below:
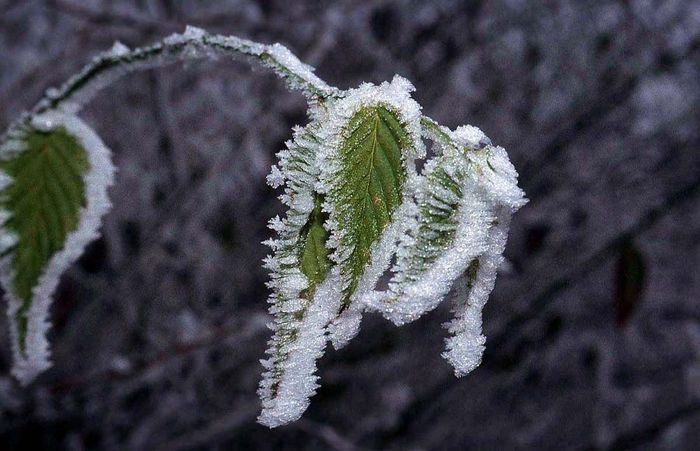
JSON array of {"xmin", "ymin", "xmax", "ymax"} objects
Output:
[
  {"xmin": 258, "ymin": 121, "xmax": 339, "ymax": 427},
  {"xmin": 373, "ymin": 124, "xmax": 527, "ymax": 375}
]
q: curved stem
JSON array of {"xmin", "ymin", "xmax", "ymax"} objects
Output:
[
  {"xmin": 5, "ymin": 26, "xmax": 467, "ymax": 153},
  {"xmin": 33, "ymin": 26, "xmax": 341, "ymax": 116}
]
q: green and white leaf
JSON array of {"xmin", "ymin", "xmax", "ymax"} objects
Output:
[
  {"xmin": 259, "ymin": 77, "xmax": 426, "ymax": 426},
  {"xmin": 368, "ymin": 144, "xmax": 496, "ymax": 325},
  {"xmin": 258, "ymin": 119, "xmax": 343, "ymax": 428},
  {"xmin": 317, "ymin": 75, "xmax": 424, "ymax": 349},
  {"xmin": 0, "ymin": 111, "xmax": 114, "ymax": 385}
]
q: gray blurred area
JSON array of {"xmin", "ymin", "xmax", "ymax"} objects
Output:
[{"xmin": 1, "ymin": 0, "xmax": 699, "ymax": 449}]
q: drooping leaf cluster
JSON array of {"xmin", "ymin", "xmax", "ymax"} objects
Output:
[{"xmin": 0, "ymin": 27, "xmax": 526, "ymax": 427}]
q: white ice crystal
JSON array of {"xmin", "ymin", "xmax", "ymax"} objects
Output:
[
  {"xmin": 453, "ymin": 124, "xmax": 492, "ymax": 148},
  {"xmin": 107, "ymin": 41, "xmax": 131, "ymax": 57},
  {"xmin": 0, "ymin": 111, "xmax": 115, "ymax": 385}
]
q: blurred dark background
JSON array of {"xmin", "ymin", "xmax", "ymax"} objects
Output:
[{"xmin": 1, "ymin": 0, "xmax": 699, "ymax": 449}]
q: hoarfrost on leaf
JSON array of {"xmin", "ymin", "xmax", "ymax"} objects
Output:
[
  {"xmin": 0, "ymin": 111, "xmax": 115, "ymax": 385},
  {"xmin": 258, "ymin": 272, "xmax": 343, "ymax": 427},
  {"xmin": 257, "ymin": 118, "xmax": 335, "ymax": 426},
  {"xmin": 362, "ymin": 121, "xmax": 526, "ymax": 374},
  {"xmin": 442, "ymin": 208, "xmax": 513, "ymax": 376},
  {"xmin": 316, "ymin": 76, "xmax": 424, "ymax": 344},
  {"xmin": 0, "ymin": 27, "xmax": 527, "ymax": 426}
]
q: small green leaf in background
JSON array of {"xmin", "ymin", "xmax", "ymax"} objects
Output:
[
  {"xmin": 0, "ymin": 127, "xmax": 89, "ymax": 352},
  {"xmin": 331, "ymin": 105, "xmax": 411, "ymax": 307}
]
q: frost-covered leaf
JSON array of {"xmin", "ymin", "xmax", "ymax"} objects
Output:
[
  {"xmin": 259, "ymin": 77, "xmax": 426, "ymax": 426},
  {"xmin": 329, "ymin": 105, "xmax": 408, "ymax": 301},
  {"xmin": 318, "ymin": 76, "xmax": 424, "ymax": 348},
  {"xmin": 370, "ymin": 146, "xmax": 496, "ymax": 325},
  {"xmin": 258, "ymin": 121, "xmax": 339, "ymax": 428},
  {"xmin": 364, "ymin": 121, "xmax": 526, "ymax": 375},
  {"xmin": 442, "ymin": 207, "xmax": 512, "ymax": 376},
  {"xmin": 0, "ymin": 112, "xmax": 114, "ymax": 384}
]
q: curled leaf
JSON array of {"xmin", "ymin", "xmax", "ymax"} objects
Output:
[
  {"xmin": 368, "ymin": 145, "xmax": 496, "ymax": 324},
  {"xmin": 363, "ymin": 123, "xmax": 526, "ymax": 375},
  {"xmin": 258, "ymin": 121, "xmax": 338, "ymax": 427}
]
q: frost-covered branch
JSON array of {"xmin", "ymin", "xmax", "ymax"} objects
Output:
[{"xmin": 0, "ymin": 26, "xmax": 526, "ymax": 428}]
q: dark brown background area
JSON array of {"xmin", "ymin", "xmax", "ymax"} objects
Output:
[{"xmin": 1, "ymin": 1, "xmax": 699, "ymax": 450}]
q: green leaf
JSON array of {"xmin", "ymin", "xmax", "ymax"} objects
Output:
[
  {"xmin": 330, "ymin": 105, "xmax": 411, "ymax": 307},
  {"xmin": 298, "ymin": 194, "xmax": 331, "ymax": 298},
  {"xmin": 0, "ymin": 126, "xmax": 89, "ymax": 353}
]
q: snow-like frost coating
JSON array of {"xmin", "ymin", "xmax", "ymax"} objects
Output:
[
  {"xmin": 365, "ymin": 178, "xmax": 496, "ymax": 325},
  {"xmin": 258, "ymin": 272, "xmax": 343, "ymax": 427},
  {"xmin": 258, "ymin": 118, "xmax": 330, "ymax": 426},
  {"xmin": 361, "ymin": 122, "xmax": 526, "ymax": 374},
  {"xmin": 0, "ymin": 112, "xmax": 115, "ymax": 385},
  {"xmin": 442, "ymin": 207, "xmax": 512, "ymax": 376}
]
